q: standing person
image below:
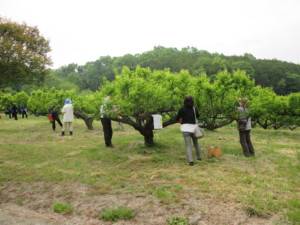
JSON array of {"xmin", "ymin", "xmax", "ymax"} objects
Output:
[
  {"xmin": 100, "ymin": 96, "xmax": 114, "ymax": 148},
  {"xmin": 11, "ymin": 104, "xmax": 18, "ymax": 120},
  {"xmin": 49, "ymin": 105, "xmax": 63, "ymax": 131},
  {"xmin": 176, "ymin": 95, "xmax": 201, "ymax": 166},
  {"xmin": 20, "ymin": 105, "xmax": 28, "ymax": 118},
  {"xmin": 61, "ymin": 98, "xmax": 74, "ymax": 136},
  {"xmin": 237, "ymin": 97, "xmax": 255, "ymax": 157}
]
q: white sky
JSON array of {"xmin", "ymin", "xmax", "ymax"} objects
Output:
[{"xmin": 1, "ymin": 0, "xmax": 300, "ymax": 69}]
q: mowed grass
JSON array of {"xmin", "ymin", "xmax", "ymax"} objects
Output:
[{"xmin": 0, "ymin": 116, "xmax": 299, "ymax": 223}]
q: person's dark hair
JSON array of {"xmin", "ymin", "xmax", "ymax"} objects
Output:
[{"xmin": 184, "ymin": 95, "xmax": 194, "ymax": 107}]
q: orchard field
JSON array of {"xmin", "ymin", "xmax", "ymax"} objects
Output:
[
  {"xmin": 1, "ymin": 18, "xmax": 300, "ymax": 225},
  {"xmin": 0, "ymin": 116, "xmax": 299, "ymax": 225}
]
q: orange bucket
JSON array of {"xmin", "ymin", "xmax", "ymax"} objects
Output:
[{"xmin": 207, "ymin": 146, "xmax": 222, "ymax": 157}]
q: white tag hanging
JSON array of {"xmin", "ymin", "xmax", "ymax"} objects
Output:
[{"xmin": 152, "ymin": 114, "xmax": 162, "ymax": 129}]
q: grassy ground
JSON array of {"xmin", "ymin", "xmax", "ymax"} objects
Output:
[{"xmin": 0, "ymin": 115, "xmax": 299, "ymax": 224}]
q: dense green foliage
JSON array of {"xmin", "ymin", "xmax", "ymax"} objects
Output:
[
  {"xmin": 27, "ymin": 88, "xmax": 76, "ymax": 115},
  {"xmin": 1, "ymin": 67, "xmax": 299, "ymax": 146},
  {"xmin": 0, "ymin": 17, "xmax": 52, "ymax": 90},
  {"xmin": 46, "ymin": 46, "xmax": 300, "ymax": 95}
]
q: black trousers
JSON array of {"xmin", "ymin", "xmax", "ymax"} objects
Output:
[
  {"xmin": 51, "ymin": 113, "xmax": 62, "ymax": 131},
  {"xmin": 239, "ymin": 130, "xmax": 255, "ymax": 156},
  {"xmin": 22, "ymin": 110, "xmax": 28, "ymax": 118},
  {"xmin": 101, "ymin": 118, "xmax": 113, "ymax": 147},
  {"xmin": 12, "ymin": 112, "xmax": 18, "ymax": 120}
]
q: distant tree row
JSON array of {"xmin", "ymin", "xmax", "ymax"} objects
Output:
[{"xmin": 49, "ymin": 46, "xmax": 300, "ymax": 95}]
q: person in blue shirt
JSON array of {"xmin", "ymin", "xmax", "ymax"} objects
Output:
[{"xmin": 20, "ymin": 105, "xmax": 28, "ymax": 118}]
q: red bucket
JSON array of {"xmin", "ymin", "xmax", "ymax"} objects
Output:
[{"xmin": 48, "ymin": 114, "xmax": 54, "ymax": 122}]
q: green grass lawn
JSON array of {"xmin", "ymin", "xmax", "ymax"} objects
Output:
[{"xmin": 0, "ymin": 115, "xmax": 299, "ymax": 224}]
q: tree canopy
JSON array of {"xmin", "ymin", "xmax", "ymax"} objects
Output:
[
  {"xmin": 1, "ymin": 67, "xmax": 299, "ymax": 146},
  {"xmin": 0, "ymin": 17, "xmax": 52, "ymax": 90}
]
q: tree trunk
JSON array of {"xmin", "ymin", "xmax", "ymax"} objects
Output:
[
  {"xmin": 141, "ymin": 116, "xmax": 155, "ymax": 147},
  {"xmin": 113, "ymin": 115, "xmax": 156, "ymax": 147},
  {"xmin": 110, "ymin": 114, "xmax": 177, "ymax": 147},
  {"xmin": 74, "ymin": 110, "xmax": 94, "ymax": 130},
  {"xmin": 143, "ymin": 130, "xmax": 155, "ymax": 147}
]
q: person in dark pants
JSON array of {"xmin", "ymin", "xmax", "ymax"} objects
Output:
[
  {"xmin": 100, "ymin": 96, "xmax": 113, "ymax": 148},
  {"xmin": 101, "ymin": 118, "xmax": 113, "ymax": 147},
  {"xmin": 11, "ymin": 104, "xmax": 18, "ymax": 120},
  {"xmin": 49, "ymin": 105, "xmax": 63, "ymax": 131},
  {"xmin": 237, "ymin": 97, "xmax": 255, "ymax": 157},
  {"xmin": 20, "ymin": 105, "xmax": 28, "ymax": 118}
]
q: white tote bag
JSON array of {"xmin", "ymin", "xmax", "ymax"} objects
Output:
[{"xmin": 193, "ymin": 107, "xmax": 204, "ymax": 139}]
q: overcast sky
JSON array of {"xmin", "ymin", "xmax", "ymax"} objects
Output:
[{"xmin": 1, "ymin": 0, "xmax": 300, "ymax": 69}]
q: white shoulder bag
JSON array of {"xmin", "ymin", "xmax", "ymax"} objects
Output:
[{"xmin": 193, "ymin": 107, "xmax": 205, "ymax": 139}]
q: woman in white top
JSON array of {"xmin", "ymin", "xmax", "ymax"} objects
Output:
[{"xmin": 61, "ymin": 98, "xmax": 74, "ymax": 136}]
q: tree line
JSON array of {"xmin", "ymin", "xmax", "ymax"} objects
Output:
[{"xmin": 45, "ymin": 47, "xmax": 300, "ymax": 95}]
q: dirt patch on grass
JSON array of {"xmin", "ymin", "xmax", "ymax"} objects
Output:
[{"xmin": 0, "ymin": 181, "xmax": 283, "ymax": 225}]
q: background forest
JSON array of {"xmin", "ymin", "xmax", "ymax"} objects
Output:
[{"xmin": 4, "ymin": 46, "xmax": 300, "ymax": 95}]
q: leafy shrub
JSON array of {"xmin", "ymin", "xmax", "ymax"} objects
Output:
[
  {"xmin": 244, "ymin": 206, "xmax": 263, "ymax": 217},
  {"xmin": 99, "ymin": 206, "xmax": 134, "ymax": 222},
  {"xmin": 52, "ymin": 202, "xmax": 73, "ymax": 214},
  {"xmin": 168, "ymin": 216, "xmax": 189, "ymax": 225},
  {"xmin": 156, "ymin": 187, "xmax": 173, "ymax": 203}
]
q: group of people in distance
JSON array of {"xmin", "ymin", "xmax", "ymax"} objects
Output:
[
  {"xmin": 47, "ymin": 96, "xmax": 121, "ymax": 147},
  {"xmin": 176, "ymin": 95, "xmax": 255, "ymax": 166},
  {"xmin": 4, "ymin": 104, "xmax": 28, "ymax": 120}
]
